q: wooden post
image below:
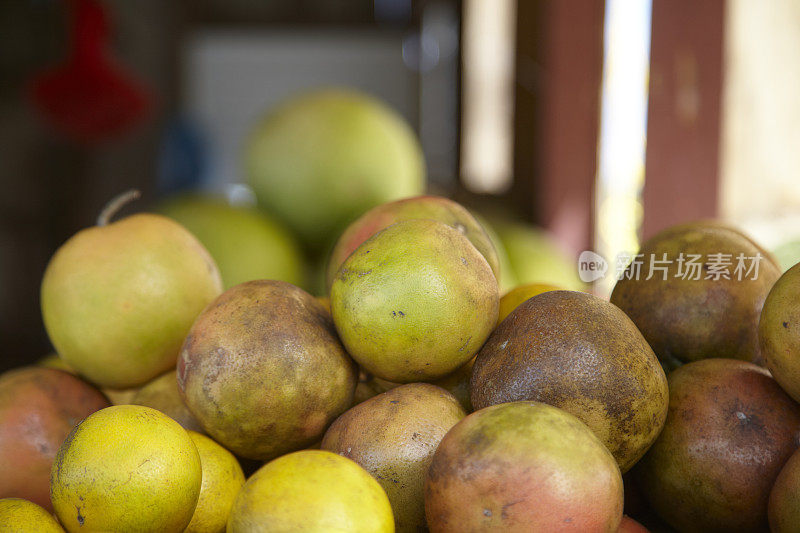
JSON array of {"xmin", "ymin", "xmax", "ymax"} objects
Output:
[
  {"xmin": 512, "ymin": 0, "xmax": 605, "ymax": 255},
  {"xmin": 642, "ymin": 0, "xmax": 725, "ymax": 238}
]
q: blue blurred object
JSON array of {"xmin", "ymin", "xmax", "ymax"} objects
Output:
[{"xmin": 157, "ymin": 115, "xmax": 207, "ymax": 195}]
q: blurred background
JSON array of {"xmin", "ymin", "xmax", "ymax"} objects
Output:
[{"xmin": 2, "ymin": 0, "xmax": 800, "ymax": 370}]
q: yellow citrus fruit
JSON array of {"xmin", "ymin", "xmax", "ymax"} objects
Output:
[
  {"xmin": 498, "ymin": 283, "xmax": 561, "ymax": 324},
  {"xmin": 0, "ymin": 498, "xmax": 63, "ymax": 532},
  {"xmin": 185, "ymin": 431, "xmax": 245, "ymax": 533},
  {"xmin": 50, "ymin": 405, "xmax": 202, "ymax": 533},
  {"xmin": 227, "ymin": 450, "xmax": 394, "ymax": 533}
]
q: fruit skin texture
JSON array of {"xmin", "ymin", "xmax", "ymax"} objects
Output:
[
  {"xmin": 132, "ymin": 370, "xmax": 204, "ymax": 433},
  {"xmin": 227, "ymin": 449, "xmax": 394, "ymax": 533},
  {"xmin": 634, "ymin": 358, "xmax": 800, "ymax": 532},
  {"xmin": 41, "ymin": 213, "xmax": 223, "ymax": 389},
  {"xmin": 321, "ymin": 383, "xmax": 465, "ymax": 532},
  {"xmin": 326, "ymin": 195, "xmax": 500, "ymax": 291},
  {"xmin": 159, "ymin": 195, "xmax": 306, "ymax": 289},
  {"xmin": 50, "ymin": 405, "xmax": 202, "ymax": 533},
  {"xmin": 0, "ymin": 498, "xmax": 64, "ymax": 532},
  {"xmin": 497, "ymin": 282, "xmax": 561, "ymax": 324},
  {"xmin": 424, "ymin": 401, "xmax": 624, "ymax": 533},
  {"xmin": 610, "ymin": 222, "xmax": 780, "ymax": 369},
  {"xmin": 759, "ymin": 262, "xmax": 800, "ymax": 402},
  {"xmin": 769, "ymin": 446, "xmax": 800, "ymax": 533},
  {"xmin": 185, "ymin": 431, "xmax": 245, "ymax": 533},
  {"xmin": 245, "ymin": 88, "xmax": 425, "ymax": 249},
  {"xmin": 331, "ymin": 219, "xmax": 499, "ymax": 383},
  {"xmin": 471, "ymin": 290, "xmax": 668, "ymax": 472},
  {"xmin": 0, "ymin": 367, "xmax": 109, "ymax": 510},
  {"xmin": 371, "ymin": 357, "xmax": 476, "ymax": 413},
  {"xmin": 178, "ymin": 280, "xmax": 357, "ymax": 460}
]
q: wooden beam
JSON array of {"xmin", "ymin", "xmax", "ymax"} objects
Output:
[
  {"xmin": 642, "ymin": 0, "xmax": 725, "ymax": 238},
  {"xmin": 512, "ymin": 0, "xmax": 605, "ymax": 255}
]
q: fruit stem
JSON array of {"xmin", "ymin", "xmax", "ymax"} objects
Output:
[{"xmin": 97, "ymin": 189, "xmax": 141, "ymax": 226}]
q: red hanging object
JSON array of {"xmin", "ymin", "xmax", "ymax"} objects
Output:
[{"xmin": 29, "ymin": 0, "xmax": 152, "ymax": 143}]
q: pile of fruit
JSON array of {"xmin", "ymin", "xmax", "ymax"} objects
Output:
[{"xmin": 2, "ymin": 90, "xmax": 800, "ymax": 533}]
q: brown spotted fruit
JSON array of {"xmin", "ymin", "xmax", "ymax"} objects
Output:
[
  {"xmin": 634, "ymin": 358, "xmax": 800, "ymax": 532},
  {"xmin": 325, "ymin": 195, "xmax": 500, "ymax": 291},
  {"xmin": 424, "ymin": 401, "xmax": 624, "ymax": 533},
  {"xmin": 610, "ymin": 221, "xmax": 780, "ymax": 369},
  {"xmin": 178, "ymin": 280, "xmax": 357, "ymax": 460},
  {"xmin": 322, "ymin": 383, "xmax": 465, "ymax": 532},
  {"xmin": 470, "ymin": 290, "xmax": 668, "ymax": 472},
  {"xmin": 759, "ymin": 261, "xmax": 800, "ymax": 402},
  {"xmin": 331, "ymin": 218, "xmax": 498, "ymax": 383},
  {"xmin": 0, "ymin": 367, "xmax": 109, "ymax": 510}
]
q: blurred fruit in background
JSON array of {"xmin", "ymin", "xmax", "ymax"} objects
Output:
[
  {"xmin": 245, "ymin": 89, "xmax": 426, "ymax": 250},
  {"xmin": 773, "ymin": 238, "xmax": 800, "ymax": 272},
  {"xmin": 158, "ymin": 195, "xmax": 306, "ymax": 290},
  {"xmin": 490, "ymin": 220, "xmax": 585, "ymax": 291},
  {"xmin": 470, "ymin": 214, "xmax": 518, "ymax": 293}
]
